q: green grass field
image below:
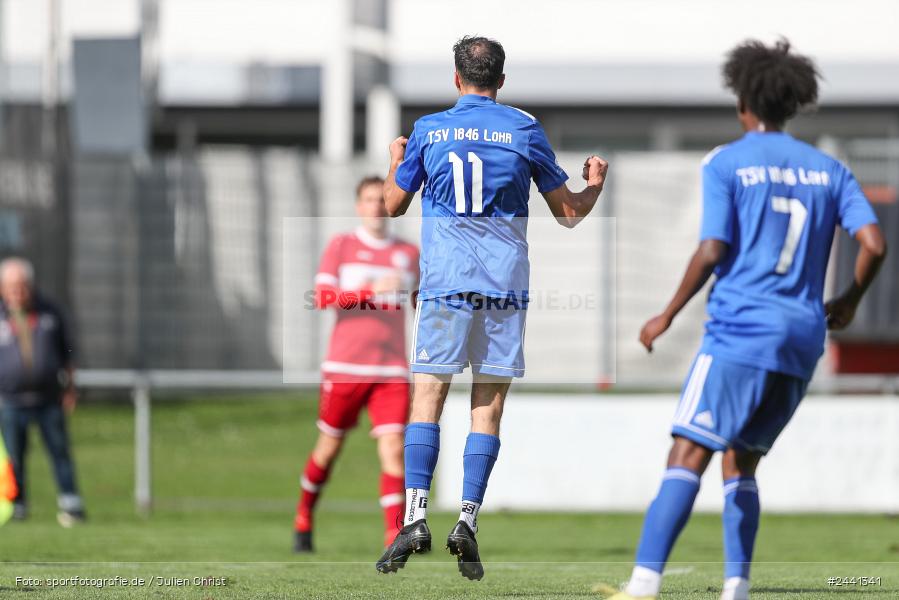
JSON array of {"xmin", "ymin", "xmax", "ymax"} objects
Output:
[{"xmin": 0, "ymin": 393, "xmax": 896, "ymax": 599}]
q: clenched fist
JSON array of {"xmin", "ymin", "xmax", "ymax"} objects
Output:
[
  {"xmin": 389, "ymin": 137, "xmax": 408, "ymax": 164},
  {"xmin": 824, "ymin": 294, "xmax": 858, "ymax": 330},
  {"xmin": 582, "ymin": 155, "xmax": 609, "ymax": 190}
]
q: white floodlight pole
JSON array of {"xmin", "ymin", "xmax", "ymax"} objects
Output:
[
  {"xmin": 140, "ymin": 0, "xmax": 160, "ymax": 143},
  {"xmin": 42, "ymin": 0, "xmax": 61, "ymax": 157},
  {"xmin": 320, "ymin": 0, "xmax": 353, "ymax": 162},
  {"xmin": 352, "ymin": 6, "xmax": 400, "ymax": 167},
  {"xmin": 0, "ymin": 0, "xmax": 5, "ymax": 149},
  {"xmin": 365, "ymin": 84, "xmax": 400, "ymax": 167}
]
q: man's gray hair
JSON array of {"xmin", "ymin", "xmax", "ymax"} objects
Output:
[{"xmin": 0, "ymin": 257, "xmax": 35, "ymax": 284}]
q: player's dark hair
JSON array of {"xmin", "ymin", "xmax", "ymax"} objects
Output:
[
  {"xmin": 453, "ymin": 36, "xmax": 505, "ymax": 90},
  {"xmin": 356, "ymin": 175, "xmax": 383, "ymax": 198},
  {"xmin": 723, "ymin": 38, "xmax": 820, "ymax": 126}
]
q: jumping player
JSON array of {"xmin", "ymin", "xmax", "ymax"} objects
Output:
[
  {"xmin": 598, "ymin": 39, "xmax": 886, "ymax": 600},
  {"xmin": 375, "ymin": 36, "xmax": 609, "ymax": 579},
  {"xmin": 293, "ymin": 176, "xmax": 419, "ymax": 552}
]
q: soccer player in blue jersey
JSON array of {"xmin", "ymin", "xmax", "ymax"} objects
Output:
[
  {"xmin": 375, "ymin": 36, "xmax": 609, "ymax": 579},
  {"xmin": 599, "ymin": 40, "xmax": 886, "ymax": 600}
]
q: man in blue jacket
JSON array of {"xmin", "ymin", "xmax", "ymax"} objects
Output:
[{"xmin": 0, "ymin": 257, "xmax": 84, "ymax": 526}]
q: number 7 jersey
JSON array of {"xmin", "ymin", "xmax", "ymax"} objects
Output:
[
  {"xmin": 394, "ymin": 94, "xmax": 568, "ymax": 300},
  {"xmin": 699, "ymin": 131, "xmax": 878, "ymax": 380}
]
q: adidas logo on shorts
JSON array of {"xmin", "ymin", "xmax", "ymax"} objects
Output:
[
  {"xmin": 694, "ymin": 410, "xmax": 715, "ymax": 428},
  {"xmin": 417, "ymin": 348, "xmax": 430, "ymax": 361}
]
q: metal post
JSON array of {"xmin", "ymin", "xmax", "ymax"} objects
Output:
[
  {"xmin": 366, "ymin": 85, "xmax": 400, "ymax": 167},
  {"xmin": 598, "ymin": 168, "xmax": 616, "ymax": 387},
  {"xmin": 357, "ymin": 0, "xmax": 395, "ymax": 166},
  {"xmin": 140, "ymin": 0, "xmax": 160, "ymax": 105},
  {"xmin": 133, "ymin": 376, "xmax": 152, "ymax": 515},
  {"xmin": 320, "ymin": 0, "xmax": 353, "ymax": 162},
  {"xmin": 0, "ymin": 0, "xmax": 5, "ymax": 150},
  {"xmin": 42, "ymin": 0, "xmax": 61, "ymax": 157},
  {"xmin": 140, "ymin": 0, "xmax": 160, "ymax": 156}
]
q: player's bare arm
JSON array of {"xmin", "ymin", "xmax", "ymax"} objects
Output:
[
  {"xmin": 639, "ymin": 239, "xmax": 728, "ymax": 352},
  {"xmin": 383, "ymin": 137, "xmax": 416, "ymax": 217},
  {"xmin": 825, "ymin": 223, "xmax": 887, "ymax": 330},
  {"xmin": 542, "ymin": 155, "xmax": 608, "ymax": 228}
]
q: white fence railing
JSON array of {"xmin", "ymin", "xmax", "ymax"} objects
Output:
[
  {"xmin": 74, "ymin": 369, "xmax": 899, "ymax": 514},
  {"xmin": 437, "ymin": 393, "xmax": 899, "ymax": 513}
]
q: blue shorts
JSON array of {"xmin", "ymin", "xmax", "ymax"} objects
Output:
[
  {"xmin": 671, "ymin": 352, "xmax": 809, "ymax": 454},
  {"xmin": 410, "ymin": 294, "xmax": 526, "ymax": 378}
]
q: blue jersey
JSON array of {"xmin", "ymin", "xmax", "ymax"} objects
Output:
[
  {"xmin": 395, "ymin": 94, "xmax": 568, "ymax": 300},
  {"xmin": 699, "ymin": 131, "xmax": 878, "ymax": 379}
]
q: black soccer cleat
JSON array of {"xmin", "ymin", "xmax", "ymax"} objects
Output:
[
  {"xmin": 446, "ymin": 521, "xmax": 484, "ymax": 581},
  {"xmin": 375, "ymin": 519, "xmax": 431, "ymax": 574},
  {"xmin": 293, "ymin": 530, "xmax": 313, "ymax": 553}
]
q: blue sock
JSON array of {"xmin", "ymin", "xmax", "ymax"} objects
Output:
[
  {"xmin": 462, "ymin": 433, "xmax": 501, "ymax": 503},
  {"xmin": 404, "ymin": 422, "xmax": 440, "ymax": 490},
  {"xmin": 723, "ymin": 477, "xmax": 760, "ymax": 579},
  {"xmin": 635, "ymin": 467, "xmax": 701, "ymax": 573}
]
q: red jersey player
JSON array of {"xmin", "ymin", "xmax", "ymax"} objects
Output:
[{"xmin": 293, "ymin": 176, "xmax": 419, "ymax": 552}]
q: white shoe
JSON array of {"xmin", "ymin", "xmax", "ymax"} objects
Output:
[
  {"xmin": 719, "ymin": 577, "xmax": 749, "ymax": 600},
  {"xmin": 57, "ymin": 510, "xmax": 86, "ymax": 528},
  {"xmin": 591, "ymin": 582, "xmax": 656, "ymax": 599}
]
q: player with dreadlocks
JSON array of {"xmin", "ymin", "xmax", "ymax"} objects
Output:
[{"xmin": 597, "ymin": 38, "xmax": 886, "ymax": 600}]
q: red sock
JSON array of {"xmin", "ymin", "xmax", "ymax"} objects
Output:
[
  {"xmin": 380, "ymin": 473, "xmax": 405, "ymax": 544},
  {"xmin": 294, "ymin": 457, "xmax": 329, "ymax": 532}
]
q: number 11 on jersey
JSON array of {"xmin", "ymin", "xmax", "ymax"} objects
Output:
[{"xmin": 449, "ymin": 151, "xmax": 483, "ymax": 214}]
